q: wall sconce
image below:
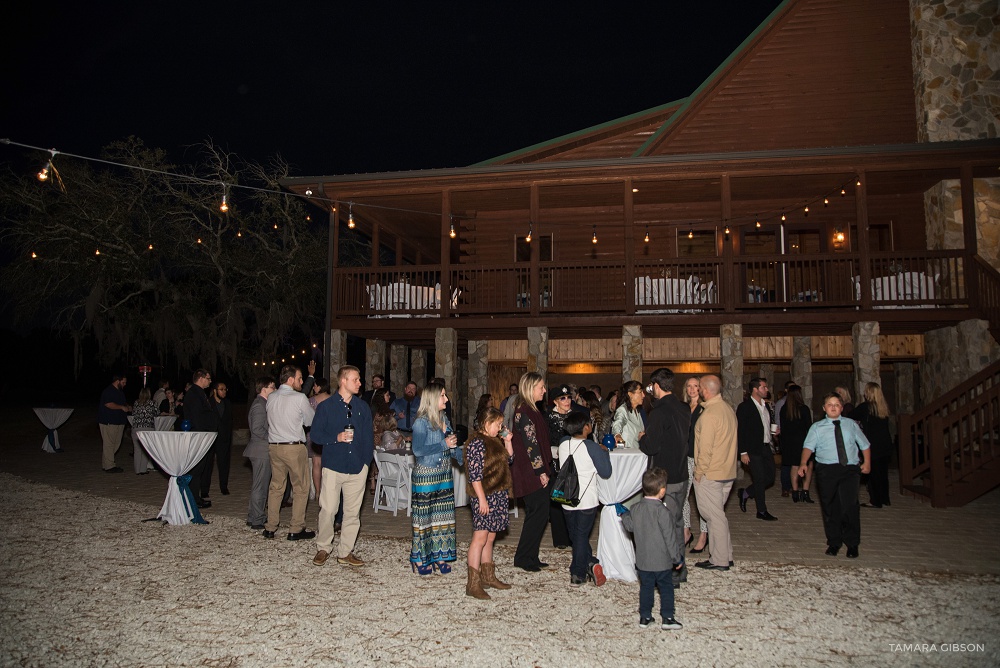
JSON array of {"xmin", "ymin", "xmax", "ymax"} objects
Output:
[{"xmin": 833, "ymin": 227, "xmax": 846, "ymax": 249}]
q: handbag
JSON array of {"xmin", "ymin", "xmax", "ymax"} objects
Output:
[{"xmin": 550, "ymin": 440, "xmax": 595, "ymax": 507}]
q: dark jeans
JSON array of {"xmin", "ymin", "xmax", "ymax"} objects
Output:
[
  {"xmin": 637, "ymin": 568, "xmax": 675, "ymax": 621},
  {"xmin": 780, "ymin": 465, "xmax": 793, "ymax": 492},
  {"xmin": 514, "ymin": 485, "xmax": 551, "ymax": 568},
  {"xmin": 550, "ymin": 499, "xmax": 571, "ymax": 548},
  {"xmin": 562, "ymin": 507, "xmax": 598, "ymax": 579},
  {"xmin": 815, "ymin": 463, "xmax": 861, "ymax": 548},
  {"xmin": 744, "ymin": 453, "xmax": 775, "ymax": 513}
]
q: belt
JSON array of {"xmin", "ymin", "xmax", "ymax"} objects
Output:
[{"xmin": 270, "ymin": 441, "xmax": 304, "ymax": 445}]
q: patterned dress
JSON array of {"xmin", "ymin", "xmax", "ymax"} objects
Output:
[
  {"xmin": 409, "ymin": 416, "xmax": 457, "ymax": 565},
  {"xmin": 466, "ymin": 436, "xmax": 510, "ymax": 533}
]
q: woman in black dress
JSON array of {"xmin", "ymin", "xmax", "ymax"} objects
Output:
[
  {"xmin": 779, "ymin": 385, "xmax": 814, "ymax": 503},
  {"xmin": 850, "ymin": 382, "xmax": 894, "ymax": 508}
]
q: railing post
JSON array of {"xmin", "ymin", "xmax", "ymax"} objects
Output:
[{"xmin": 927, "ymin": 415, "xmax": 948, "ymax": 508}]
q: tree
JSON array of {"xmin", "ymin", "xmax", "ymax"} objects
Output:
[{"xmin": 0, "ymin": 137, "xmax": 330, "ymax": 384}]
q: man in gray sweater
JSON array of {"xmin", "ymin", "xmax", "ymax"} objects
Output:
[{"xmin": 619, "ymin": 467, "xmax": 683, "ymax": 630}]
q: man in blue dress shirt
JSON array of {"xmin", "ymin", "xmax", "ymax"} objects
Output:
[
  {"xmin": 311, "ymin": 365, "xmax": 374, "ymax": 568},
  {"xmin": 800, "ymin": 393, "xmax": 871, "ymax": 559},
  {"xmin": 390, "ymin": 381, "xmax": 419, "ymax": 430}
]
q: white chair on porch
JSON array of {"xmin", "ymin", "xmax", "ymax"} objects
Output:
[{"xmin": 373, "ymin": 451, "xmax": 411, "ymax": 516}]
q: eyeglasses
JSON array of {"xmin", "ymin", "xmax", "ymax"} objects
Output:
[{"xmin": 556, "ymin": 396, "xmax": 571, "ymax": 401}]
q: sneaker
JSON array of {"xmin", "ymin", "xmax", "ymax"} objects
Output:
[
  {"xmin": 337, "ymin": 553, "xmax": 364, "ymax": 567},
  {"xmin": 661, "ymin": 617, "xmax": 683, "ymax": 631},
  {"xmin": 638, "ymin": 617, "xmax": 654, "ymax": 629},
  {"xmin": 590, "ymin": 563, "xmax": 606, "ymax": 587}
]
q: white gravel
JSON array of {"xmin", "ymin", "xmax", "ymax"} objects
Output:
[{"xmin": 1, "ymin": 472, "xmax": 997, "ymax": 667}]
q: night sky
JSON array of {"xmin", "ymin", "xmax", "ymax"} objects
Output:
[{"xmin": 4, "ymin": 2, "xmax": 785, "ymax": 177}]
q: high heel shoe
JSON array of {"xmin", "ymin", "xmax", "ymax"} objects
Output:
[
  {"xmin": 690, "ymin": 533, "xmax": 708, "ymax": 554},
  {"xmin": 685, "ymin": 534, "xmax": 694, "ymax": 548},
  {"xmin": 411, "ymin": 562, "xmax": 434, "ymax": 576},
  {"xmin": 435, "ymin": 562, "xmax": 453, "ymax": 575}
]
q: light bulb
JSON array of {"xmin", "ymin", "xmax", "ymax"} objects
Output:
[
  {"xmin": 688, "ymin": 230, "xmax": 694, "ymax": 239},
  {"xmin": 804, "ymin": 206, "xmax": 809, "ymax": 215},
  {"xmin": 197, "ymin": 238, "xmax": 202, "ymax": 244},
  {"xmin": 37, "ymin": 164, "xmax": 50, "ymax": 182},
  {"xmin": 274, "ymin": 223, "xmax": 278, "ymax": 229},
  {"xmin": 305, "ymin": 189, "xmax": 313, "ymax": 196},
  {"xmin": 592, "ymin": 226, "xmax": 598, "ymax": 244},
  {"xmin": 237, "ymin": 230, "xmax": 242, "ymax": 237},
  {"xmin": 644, "ymin": 228, "xmax": 650, "ymax": 243},
  {"xmin": 755, "ymin": 219, "xmax": 762, "ymax": 229},
  {"xmin": 724, "ymin": 225, "xmax": 731, "ymax": 235},
  {"xmin": 781, "ymin": 214, "xmax": 786, "ymax": 222},
  {"xmin": 148, "ymin": 244, "xmax": 153, "ymax": 250},
  {"xmin": 856, "ymin": 177, "xmax": 861, "ymax": 186},
  {"xmin": 824, "ymin": 198, "xmax": 829, "ymax": 206},
  {"xmin": 95, "ymin": 249, "xmax": 101, "ymax": 256},
  {"xmin": 841, "ymin": 188, "xmax": 846, "ymax": 196},
  {"xmin": 312, "ymin": 343, "xmax": 317, "ymax": 348},
  {"xmin": 449, "ymin": 224, "xmax": 456, "ymax": 239},
  {"xmin": 31, "ymin": 252, "xmax": 37, "ymax": 259},
  {"xmin": 347, "ymin": 213, "xmax": 355, "ymax": 228},
  {"xmin": 220, "ymin": 194, "xmax": 228, "ymax": 213}
]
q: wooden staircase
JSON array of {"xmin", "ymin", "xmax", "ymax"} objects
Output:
[{"xmin": 898, "ymin": 360, "xmax": 1000, "ymax": 507}]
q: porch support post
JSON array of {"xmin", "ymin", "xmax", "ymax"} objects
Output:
[
  {"xmin": 435, "ymin": 328, "xmax": 458, "ymax": 404},
  {"xmin": 624, "ymin": 179, "xmax": 636, "ymax": 315},
  {"xmin": 791, "ymin": 336, "xmax": 814, "ymax": 414},
  {"xmin": 720, "ymin": 324, "xmax": 744, "ymax": 409},
  {"xmin": 390, "ymin": 344, "xmax": 408, "ymax": 397},
  {"xmin": 440, "ymin": 191, "xmax": 452, "ymax": 317},
  {"xmin": 527, "ymin": 326, "xmax": 549, "ymax": 385},
  {"xmin": 411, "ymin": 349, "xmax": 428, "ymax": 387},
  {"xmin": 894, "ymin": 362, "xmax": 915, "ymax": 415},
  {"xmin": 852, "ymin": 321, "xmax": 881, "ymax": 400},
  {"xmin": 622, "ymin": 325, "xmax": 643, "ymax": 384},
  {"xmin": 529, "ymin": 184, "xmax": 540, "ymax": 317},
  {"xmin": 856, "ymin": 170, "xmax": 873, "ymax": 311},
  {"xmin": 365, "ymin": 339, "xmax": 386, "ymax": 391},
  {"xmin": 721, "ymin": 174, "xmax": 735, "ymax": 312},
  {"xmin": 468, "ymin": 340, "xmax": 489, "ymax": 428},
  {"xmin": 327, "ymin": 329, "xmax": 348, "ymax": 375}
]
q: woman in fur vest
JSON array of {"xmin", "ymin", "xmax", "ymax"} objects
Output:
[{"xmin": 464, "ymin": 406, "xmax": 515, "ymax": 599}]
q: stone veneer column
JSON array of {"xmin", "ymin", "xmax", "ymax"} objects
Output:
[
  {"xmin": 852, "ymin": 322, "xmax": 882, "ymax": 400},
  {"xmin": 791, "ymin": 336, "xmax": 814, "ymax": 414},
  {"xmin": 527, "ymin": 327, "xmax": 549, "ymax": 385},
  {"xmin": 411, "ymin": 349, "xmax": 427, "ymax": 387},
  {"xmin": 389, "ymin": 344, "xmax": 408, "ymax": 397},
  {"xmin": 327, "ymin": 329, "xmax": 348, "ymax": 376},
  {"xmin": 365, "ymin": 339, "xmax": 386, "ymax": 390},
  {"xmin": 435, "ymin": 328, "xmax": 458, "ymax": 401},
  {"xmin": 457, "ymin": 357, "xmax": 468, "ymax": 428},
  {"xmin": 622, "ymin": 325, "xmax": 643, "ymax": 384},
  {"xmin": 720, "ymin": 324, "xmax": 744, "ymax": 409},
  {"xmin": 894, "ymin": 362, "xmax": 916, "ymax": 415},
  {"xmin": 920, "ymin": 320, "xmax": 1000, "ymax": 402},
  {"xmin": 467, "ymin": 340, "xmax": 489, "ymax": 427}
]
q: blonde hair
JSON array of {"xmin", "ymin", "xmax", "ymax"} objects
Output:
[
  {"xmin": 834, "ymin": 386, "xmax": 853, "ymax": 405},
  {"xmin": 416, "ymin": 382, "xmax": 447, "ymax": 431},
  {"xmin": 517, "ymin": 372, "xmax": 544, "ymax": 415},
  {"xmin": 863, "ymin": 382, "xmax": 890, "ymax": 419}
]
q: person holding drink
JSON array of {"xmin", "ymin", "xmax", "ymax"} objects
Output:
[
  {"xmin": 409, "ymin": 382, "xmax": 461, "ymax": 575},
  {"xmin": 464, "ymin": 406, "xmax": 515, "ymax": 599}
]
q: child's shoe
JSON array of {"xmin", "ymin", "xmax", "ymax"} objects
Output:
[
  {"xmin": 661, "ymin": 617, "xmax": 683, "ymax": 630},
  {"xmin": 638, "ymin": 617, "xmax": 654, "ymax": 629}
]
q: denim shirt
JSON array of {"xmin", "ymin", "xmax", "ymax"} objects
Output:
[{"xmin": 411, "ymin": 414, "xmax": 454, "ymax": 468}]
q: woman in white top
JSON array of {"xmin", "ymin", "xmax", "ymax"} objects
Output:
[
  {"xmin": 557, "ymin": 412, "xmax": 612, "ymax": 586},
  {"xmin": 612, "ymin": 380, "xmax": 646, "ymax": 448}
]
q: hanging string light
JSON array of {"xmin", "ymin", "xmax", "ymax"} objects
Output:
[
  {"xmin": 592, "ymin": 226, "xmax": 598, "ymax": 244},
  {"xmin": 803, "ymin": 206, "xmax": 809, "ymax": 216},
  {"xmin": 841, "ymin": 188, "xmax": 846, "ymax": 196},
  {"xmin": 688, "ymin": 229, "xmax": 694, "ymax": 239},
  {"xmin": 148, "ymin": 243, "xmax": 153, "ymax": 250},
  {"xmin": 449, "ymin": 216, "xmax": 456, "ymax": 239},
  {"xmin": 347, "ymin": 203, "xmax": 356, "ymax": 229},
  {"xmin": 855, "ymin": 177, "xmax": 861, "ymax": 186},
  {"xmin": 644, "ymin": 226, "xmax": 650, "ymax": 243},
  {"xmin": 31, "ymin": 252, "xmax": 37, "ymax": 259},
  {"xmin": 525, "ymin": 222, "xmax": 532, "ymax": 244},
  {"xmin": 220, "ymin": 192, "xmax": 229, "ymax": 213},
  {"xmin": 824, "ymin": 198, "xmax": 829, "ymax": 207},
  {"xmin": 755, "ymin": 217, "xmax": 762, "ymax": 229},
  {"xmin": 95, "ymin": 249, "xmax": 101, "ymax": 256},
  {"xmin": 36, "ymin": 163, "xmax": 50, "ymax": 182},
  {"xmin": 724, "ymin": 224, "xmax": 731, "ymax": 236}
]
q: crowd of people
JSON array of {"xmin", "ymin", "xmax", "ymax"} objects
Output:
[{"xmin": 95, "ymin": 364, "xmax": 896, "ymax": 630}]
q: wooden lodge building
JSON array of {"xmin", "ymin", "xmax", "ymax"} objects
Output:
[{"xmin": 284, "ymin": 1, "xmax": 1000, "ymax": 506}]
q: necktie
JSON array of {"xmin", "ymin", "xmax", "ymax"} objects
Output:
[
  {"xmin": 406, "ymin": 400, "xmax": 412, "ymax": 430},
  {"xmin": 832, "ymin": 420, "xmax": 848, "ymax": 465}
]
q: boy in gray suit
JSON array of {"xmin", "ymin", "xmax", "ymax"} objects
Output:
[{"xmin": 618, "ymin": 467, "xmax": 683, "ymax": 630}]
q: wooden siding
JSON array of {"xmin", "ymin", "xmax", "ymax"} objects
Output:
[
  {"xmin": 488, "ymin": 334, "xmax": 924, "ymax": 364},
  {"xmin": 647, "ymin": 0, "xmax": 917, "ymax": 156}
]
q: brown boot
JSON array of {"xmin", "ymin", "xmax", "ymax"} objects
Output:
[
  {"xmin": 466, "ymin": 565, "xmax": 491, "ymax": 600},
  {"xmin": 480, "ymin": 562, "xmax": 511, "ymax": 590}
]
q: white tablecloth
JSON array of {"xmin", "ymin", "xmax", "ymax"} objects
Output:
[
  {"xmin": 33, "ymin": 408, "xmax": 73, "ymax": 453},
  {"xmin": 138, "ymin": 431, "xmax": 217, "ymax": 525},
  {"xmin": 155, "ymin": 415, "xmax": 177, "ymax": 431},
  {"xmin": 380, "ymin": 449, "xmax": 467, "ymax": 507},
  {"xmin": 596, "ymin": 450, "xmax": 648, "ymax": 582}
]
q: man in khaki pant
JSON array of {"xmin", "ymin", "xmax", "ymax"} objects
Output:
[
  {"xmin": 98, "ymin": 374, "xmax": 131, "ymax": 472},
  {"xmin": 692, "ymin": 374, "xmax": 739, "ymax": 571},
  {"xmin": 263, "ymin": 365, "xmax": 316, "ymax": 541}
]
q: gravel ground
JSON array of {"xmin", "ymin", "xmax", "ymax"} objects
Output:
[{"xmin": 1, "ymin": 472, "xmax": 997, "ymax": 667}]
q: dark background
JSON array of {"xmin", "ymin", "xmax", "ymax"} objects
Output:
[{"xmin": 2, "ymin": 2, "xmax": 785, "ymax": 403}]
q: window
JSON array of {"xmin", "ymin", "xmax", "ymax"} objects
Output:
[
  {"xmin": 515, "ymin": 234, "xmax": 552, "ymax": 262},
  {"xmin": 677, "ymin": 229, "xmax": 717, "ymax": 257},
  {"xmin": 785, "ymin": 229, "xmax": 822, "ymax": 254}
]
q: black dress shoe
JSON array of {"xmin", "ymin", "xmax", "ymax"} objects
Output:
[
  {"xmin": 537, "ymin": 561, "xmax": 549, "ymax": 569},
  {"xmin": 195, "ymin": 499, "xmax": 212, "ymax": 509},
  {"xmin": 221, "ymin": 488, "xmax": 230, "ymax": 496},
  {"xmin": 846, "ymin": 546, "xmax": 859, "ymax": 558},
  {"xmin": 756, "ymin": 511, "xmax": 778, "ymax": 521},
  {"xmin": 287, "ymin": 529, "xmax": 316, "ymax": 541},
  {"xmin": 262, "ymin": 530, "xmax": 276, "ymax": 539},
  {"xmin": 825, "ymin": 545, "xmax": 840, "ymax": 556},
  {"xmin": 249, "ymin": 524, "xmax": 265, "ymax": 530},
  {"xmin": 694, "ymin": 560, "xmax": 729, "ymax": 571},
  {"xmin": 738, "ymin": 488, "xmax": 747, "ymax": 513},
  {"xmin": 514, "ymin": 562, "xmax": 541, "ymax": 572}
]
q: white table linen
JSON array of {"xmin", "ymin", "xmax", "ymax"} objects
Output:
[
  {"xmin": 138, "ymin": 431, "xmax": 217, "ymax": 525},
  {"xmin": 155, "ymin": 415, "xmax": 177, "ymax": 431},
  {"xmin": 453, "ymin": 461, "xmax": 468, "ymax": 507},
  {"xmin": 853, "ymin": 272, "xmax": 938, "ymax": 308},
  {"xmin": 596, "ymin": 450, "xmax": 648, "ymax": 582},
  {"xmin": 635, "ymin": 276, "xmax": 714, "ymax": 312},
  {"xmin": 33, "ymin": 408, "xmax": 73, "ymax": 453}
]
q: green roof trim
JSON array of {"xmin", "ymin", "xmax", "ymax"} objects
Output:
[
  {"xmin": 632, "ymin": 0, "xmax": 793, "ymax": 158},
  {"xmin": 471, "ymin": 98, "xmax": 687, "ymax": 167}
]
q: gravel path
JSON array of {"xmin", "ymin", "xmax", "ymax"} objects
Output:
[{"xmin": 1, "ymin": 473, "xmax": 997, "ymax": 667}]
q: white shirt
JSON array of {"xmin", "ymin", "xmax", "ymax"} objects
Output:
[
  {"xmin": 753, "ymin": 397, "xmax": 772, "ymax": 444},
  {"xmin": 558, "ymin": 438, "xmax": 601, "ymax": 511},
  {"xmin": 266, "ymin": 384, "xmax": 315, "ymax": 443}
]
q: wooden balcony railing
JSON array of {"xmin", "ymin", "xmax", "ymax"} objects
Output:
[{"xmin": 332, "ymin": 249, "xmax": 973, "ymax": 319}]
